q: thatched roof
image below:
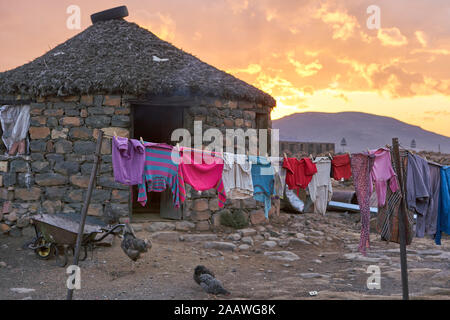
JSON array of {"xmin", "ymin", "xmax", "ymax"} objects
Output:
[{"xmin": 0, "ymin": 19, "xmax": 275, "ymax": 107}]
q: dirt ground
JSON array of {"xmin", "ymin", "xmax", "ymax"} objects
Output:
[{"xmin": 0, "ymin": 211, "xmax": 449, "ymax": 300}]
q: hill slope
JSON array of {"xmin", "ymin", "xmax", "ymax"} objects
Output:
[{"xmin": 272, "ymin": 112, "xmax": 450, "ymax": 153}]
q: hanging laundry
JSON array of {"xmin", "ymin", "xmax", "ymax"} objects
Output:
[
  {"xmin": 222, "ymin": 152, "xmax": 253, "ymax": 199},
  {"xmin": 426, "ymin": 163, "xmax": 441, "ymax": 237},
  {"xmin": 137, "ymin": 143, "xmax": 185, "ymax": 208},
  {"xmin": 179, "ymin": 148, "xmax": 226, "ymax": 208},
  {"xmin": 283, "ymin": 157, "xmax": 317, "ymax": 194},
  {"xmin": 112, "ymin": 137, "xmax": 146, "ymax": 185},
  {"xmin": 376, "ymin": 151, "xmax": 414, "ymax": 245},
  {"xmin": 331, "ymin": 154, "xmax": 352, "ymax": 180},
  {"xmin": 368, "ymin": 148, "xmax": 399, "ymax": 207},
  {"xmin": 406, "ymin": 153, "xmax": 431, "ymax": 238},
  {"xmin": 270, "ymin": 157, "xmax": 286, "ymax": 198},
  {"xmin": 435, "ymin": 166, "xmax": 450, "ymax": 245},
  {"xmin": 250, "ymin": 156, "xmax": 274, "ymax": 219},
  {"xmin": 308, "ymin": 157, "xmax": 333, "ymax": 215},
  {"xmin": 0, "ymin": 105, "xmax": 30, "ymax": 156},
  {"xmin": 351, "ymin": 153, "xmax": 375, "ymax": 255}
]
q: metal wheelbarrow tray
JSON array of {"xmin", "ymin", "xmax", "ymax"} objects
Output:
[{"xmin": 28, "ymin": 213, "xmax": 124, "ymax": 267}]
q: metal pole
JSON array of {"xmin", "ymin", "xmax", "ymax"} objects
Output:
[
  {"xmin": 67, "ymin": 131, "xmax": 104, "ymax": 300},
  {"xmin": 391, "ymin": 138, "xmax": 409, "ymax": 300}
]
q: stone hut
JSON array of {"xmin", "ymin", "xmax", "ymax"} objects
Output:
[{"xmin": 0, "ymin": 13, "xmax": 276, "ymax": 235}]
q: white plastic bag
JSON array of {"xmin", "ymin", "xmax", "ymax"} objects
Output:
[{"xmin": 0, "ymin": 105, "xmax": 30, "ymax": 155}]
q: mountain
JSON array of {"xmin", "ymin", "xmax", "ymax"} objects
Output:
[{"xmin": 272, "ymin": 112, "xmax": 450, "ymax": 154}]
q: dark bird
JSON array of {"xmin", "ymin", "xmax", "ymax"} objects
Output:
[
  {"xmin": 120, "ymin": 224, "xmax": 151, "ymax": 269},
  {"xmin": 194, "ymin": 265, "xmax": 215, "ymax": 285},
  {"xmin": 194, "ymin": 265, "xmax": 230, "ymax": 296}
]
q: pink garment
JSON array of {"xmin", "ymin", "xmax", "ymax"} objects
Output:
[
  {"xmin": 368, "ymin": 148, "xmax": 399, "ymax": 207},
  {"xmin": 179, "ymin": 149, "xmax": 226, "ymax": 208}
]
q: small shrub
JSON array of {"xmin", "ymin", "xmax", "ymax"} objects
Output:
[{"xmin": 220, "ymin": 210, "xmax": 249, "ymax": 229}]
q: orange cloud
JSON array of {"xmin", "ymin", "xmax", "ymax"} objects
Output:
[{"xmin": 377, "ymin": 28, "xmax": 408, "ymax": 47}]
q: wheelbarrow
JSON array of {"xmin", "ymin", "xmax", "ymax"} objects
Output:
[{"xmin": 27, "ymin": 213, "xmax": 125, "ymax": 267}]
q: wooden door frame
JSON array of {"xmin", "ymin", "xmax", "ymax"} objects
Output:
[{"xmin": 127, "ymin": 97, "xmax": 192, "ymax": 221}]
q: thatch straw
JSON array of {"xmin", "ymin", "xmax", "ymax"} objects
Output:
[{"xmin": 0, "ymin": 19, "xmax": 275, "ymax": 107}]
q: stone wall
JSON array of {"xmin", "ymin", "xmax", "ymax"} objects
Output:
[{"xmin": 0, "ymin": 94, "xmax": 275, "ymax": 237}]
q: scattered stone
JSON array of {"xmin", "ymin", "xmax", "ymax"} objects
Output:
[
  {"xmin": 264, "ymin": 251, "xmax": 300, "ymax": 262},
  {"xmin": 0, "ymin": 261, "xmax": 6, "ymax": 268},
  {"xmin": 0, "ymin": 223, "xmax": 11, "ymax": 233},
  {"xmin": 180, "ymin": 234, "xmax": 218, "ymax": 242},
  {"xmin": 175, "ymin": 221, "xmax": 195, "ymax": 231},
  {"xmin": 10, "ymin": 288, "xmax": 35, "ymax": 294},
  {"xmin": 232, "ymin": 256, "xmax": 239, "ymax": 261},
  {"xmin": 241, "ymin": 236, "xmax": 254, "ymax": 246},
  {"xmin": 262, "ymin": 241, "xmax": 277, "ymax": 249},
  {"xmin": 238, "ymin": 244, "xmax": 250, "ymax": 251},
  {"xmin": 299, "ymin": 273, "xmax": 323, "ymax": 279},
  {"xmin": 238, "ymin": 228, "xmax": 257, "ymax": 237},
  {"xmin": 146, "ymin": 222, "xmax": 175, "ymax": 232},
  {"xmin": 313, "ymin": 259, "xmax": 322, "ymax": 264},
  {"xmin": 151, "ymin": 232, "xmax": 179, "ymax": 242},
  {"xmin": 227, "ymin": 233, "xmax": 242, "ymax": 241},
  {"xmin": 203, "ymin": 241, "xmax": 236, "ymax": 251}
]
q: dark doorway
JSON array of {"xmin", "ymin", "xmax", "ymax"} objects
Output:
[{"xmin": 131, "ymin": 105, "xmax": 184, "ymax": 220}]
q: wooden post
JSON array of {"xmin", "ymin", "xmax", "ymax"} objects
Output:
[
  {"xmin": 67, "ymin": 131, "xmax": 104, "ymax": 300},
  {"xmin": 391, "ymin": 138, "xmax": 409, "ymax": 300}
]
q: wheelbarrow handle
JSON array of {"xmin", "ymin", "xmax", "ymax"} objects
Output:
[{"xmin": 94, "ymin": 224, "xmax": 126, "ymax": 242}]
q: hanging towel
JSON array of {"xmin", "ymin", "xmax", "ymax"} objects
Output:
[
  {"xmin": 435, "ymin": 166, "xmax": 450, "ymax": 245},
  {"xmin": 351, "ymin": 152, "xmax": 375, "ymax": 255},
  {"xmin": 368, "ymin": 148, "xmax": 399, "ymax": 207},
  {"xmin": 426, "ymin": 163, "xmax": 441, "ymax": 237},
  {"xmin": 331, "ymin": 154, "xmax": 352, "ymax": 180},
  {"xmin": 137, "ymin": 143, "xmax": 185, "ymax": 208},
  {"xmin": 308, "ymin": 157, "xmax": 333, "ymax": 215},
  {"xmin": 249, "ymin": 156, "xmax": 274, "ymax": 219},
  {"xmin": 283, "ymin": 157, "xmax": 317, "ymax": 193},
  {"xmin": 270, "ymin": 157, "xmax": 286, "ymax": 198},
  {"xmin": 222, "ymin": 152, "xmax": 253, "ymax": 199},
  {"xmin": 112, "ymin": 137, "xmax": 146, "ymax": 185},
  {"xmin": 179, "ymin": 149, "xmax": 226, "ymax": 208},
  {"xmin": 376, "ymin": 151, "xmax": 415, "ymax": 245}
]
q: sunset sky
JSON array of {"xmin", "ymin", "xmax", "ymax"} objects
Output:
[{"xmin": 1, "ymin": 0, "xmax": 449, "ymax": 137}]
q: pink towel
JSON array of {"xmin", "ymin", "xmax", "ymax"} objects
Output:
[{"xmin": 179, "ymin": 149, "xmax": 226, "ymax": 208}]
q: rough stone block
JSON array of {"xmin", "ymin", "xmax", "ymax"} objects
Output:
[
  {"xmin": 85, "ymin": 116, "xmax": 111, "ymax": 128},
  {"xmin": 193, "ymin": 199, "xmax": 209, "ymax": 212},
  {"xmin": 10, "ymin": 159, "xmax": 28, "ymax": 173},
  {"xmin": 35, "ymin": 173, "xmax": 68, "ymax": 186},
  {"xmin": 54, "ymin": 140, "xmax": 73, "ymax": 154},
  {"xmin": 70, "ymin": 175, "xmax": 90, "ymax": 188},
  {"xmin": 44, "ymin": 109, "xmax": 64, "ymax": 117},
  {"xmin": 0, "ymin": 162, "xmax": 7, "ymax": 173},
  {"xmin": 196, "ymin": 221, "xmax": 211, "ymax": 231},
  {"xmin": 111, "ymin": 190, "xmax": 129, "ymax": 202},
  {"xmin": 14, "ymin": 188, "xmax": 41, "ymax": 201},
  {"xmin": 51, "ymin": 128, "xmax": 69, "ymax": 139},
  {"xmin": 103, "ymin": 95, "xmax": 121, "ymax": 107},
  {"xmin": 54, "ymin": 161, "xmax": 80, "ymax": 176},
  {"xmin": 69, "ymin": 127, "xmax": 93, "ymax": 139},
  {"xmin": 74, "ymin": 141, "xmax": 96, "ymax": 155},
  {"xmin": 60, "ymin": 117, "xmax": 82, "ymax": 127},
  {"xmin": 87, "ymin": 203, "xmax": 104, "ymax": 217}
]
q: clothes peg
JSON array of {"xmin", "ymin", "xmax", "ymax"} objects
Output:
[
  {"xmin": 140, "ymin": 137, "xmax": 144, "ymax": 144},
  {"xmin": 328, "ymin": 153, "xmax": 333, "ymax": 160},
  {"xmin": 114, "ymin": 131, "xmax": 117, "ymax": 138},
  {"xmin": 283, "ymin": 153, "xmax": 288, "ymax": 159}
]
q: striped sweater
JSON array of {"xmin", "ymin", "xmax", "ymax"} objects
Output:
[{"xmin": 137, "ymin": 143, "xmax": 185, "ymax": 208}]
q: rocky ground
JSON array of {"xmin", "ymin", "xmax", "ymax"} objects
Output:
[{"xmin": 0, "ymin": 211, "xmax": 449, "ymax": 300}]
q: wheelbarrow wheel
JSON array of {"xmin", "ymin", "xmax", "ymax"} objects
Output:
[
  {"xmin": 34, "ymin": 238, "xmax": 54, "ymax": 260},
  {"xmin": 54, "ymin": 246, "xmax": 68, "ymax": 268}
]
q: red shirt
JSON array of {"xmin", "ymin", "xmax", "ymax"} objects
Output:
[
  {"xmin": 283, "ymin": 157, "xmax": 317, "ymax": 191},
  {"xmin": 331, "ymin": 154, "xmax": 352, "ymax": 180}
]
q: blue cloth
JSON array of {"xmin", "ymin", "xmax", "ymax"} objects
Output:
[
  {"xmin": 249, "ymin": 156, "xmax": 274, "ymax": 219},
  {"xmin": 435, "ymin": 166, "xmax": 450, "ymax": 245}
]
